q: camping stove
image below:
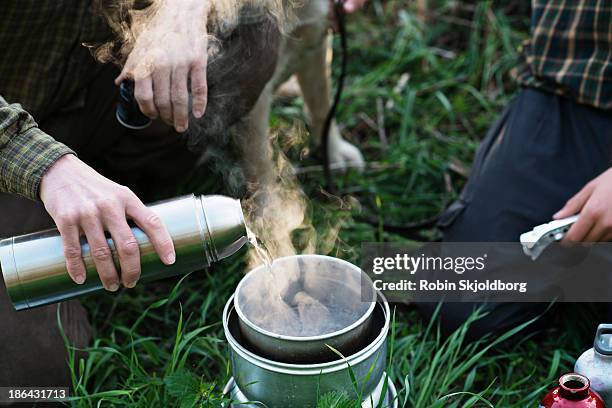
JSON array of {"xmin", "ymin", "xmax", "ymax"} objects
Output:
[
  {"xmin": 223, "ymin": 373, "xmax": 398, "ymax": 407},
  {"xmin": 222, "ymin": 255, "xmax": 396, "ymax": 408}
]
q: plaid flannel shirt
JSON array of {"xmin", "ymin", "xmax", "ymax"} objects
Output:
[
  {"xmin": 0, "ymin": 0, "xmax": 259, "ymax": 202},
  {"xmin": 0, "ymin": 1, "xmax": 609, "ymax": 201},
  {"xmin": 516, "ymin": 0, "xmax": 612, "ymax": 110},
  {"xmin": 0, "ymin": 1, "xmax": 108, "ymax": 200}
]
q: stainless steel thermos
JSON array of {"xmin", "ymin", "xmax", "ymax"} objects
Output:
[
  {"xmin": 0, "ymin": 194, "xmax": 248, "ymax": 311},
  {"xmin": 575, "ymin": 324, "xmax": 612, "ymax": 406}
]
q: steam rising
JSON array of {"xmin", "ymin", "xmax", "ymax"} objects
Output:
[
  {"xmin": 90, "ymin": 0, "xmax": 362, "ymax": 337},
  {"xmin": 237, "ymin": 256, "xmax": 373, "ymax": 337},
  {"xmin": 243, "ymin": 144, "xmax": 315, "ymax": 266},
  {"xmin": 235, "ymin": 114, "xmax": 358, "ymax": 338}
]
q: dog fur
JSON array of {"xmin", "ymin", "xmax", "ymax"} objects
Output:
[{"xmin": 236, "ymin": 0, "xmax": 365, "ymax": 189}]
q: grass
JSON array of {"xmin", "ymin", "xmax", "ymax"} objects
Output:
[{"xmin": 63, "ymin": 1, "xmax": 606, "ymax": 407}]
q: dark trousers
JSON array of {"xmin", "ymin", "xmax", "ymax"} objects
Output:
[
  {"xmin": 418, "ymin": 88, "xmax": 612, "ymax": 340},
  {"xmin": 0, "ymin": 15, "xmax": 280, "ymax": 388}
]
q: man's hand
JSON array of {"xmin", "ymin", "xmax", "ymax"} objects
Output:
[
  {"xmin": 554, "ymin": 167, "xmax": 612, "ymax": 242},
  {"xmin": 115, "ymin": 0, "xmax": 209, "ymax": 133},
  {"xmin": 40, "ymin": 155, "xmax": 176, "ymax": 291}
]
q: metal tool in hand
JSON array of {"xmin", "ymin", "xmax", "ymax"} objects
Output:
[{"xmin": 520, "ymin": 215, "xmax": 579, "ymax": 260}]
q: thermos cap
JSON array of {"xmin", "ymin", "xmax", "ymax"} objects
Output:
[
  {"xmin": 198, "ymin": 195, "xmax": 248, "ymax": 262},
  {"xmin": 116, "ymin": 80, "xmax": 152, "ymax": 130}
]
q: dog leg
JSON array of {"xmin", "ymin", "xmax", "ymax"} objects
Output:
[
  {"xmin": 236, "ymin": 84, "xmax": 277, "ymax": 190},
  {"xmin": 296, "ymin": 30, "xmax": 364, "ymax": 171},
  {"xmin": 416, "ymin": 0, "xmax": 429, "ymax": 25},
  {"xmin": 235, "ymin": 83, "xmax": 311, "ymax": 262}
]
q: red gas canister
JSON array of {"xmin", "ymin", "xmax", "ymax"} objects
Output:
[{"xmin": 540, "ymin": 373, "xmax": 606, "ymax": 408}]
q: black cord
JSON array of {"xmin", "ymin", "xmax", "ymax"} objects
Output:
[
  {"xmin": 322, "ymin": 1, "xmax": 443, "ymax": 240},
  {"xmin": 321, "ymin": 0, "xmax": 348, "ymax": 195}
]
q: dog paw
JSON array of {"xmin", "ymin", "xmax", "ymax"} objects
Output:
[
  {"xmin": 274, "ymin": 75, "xmax": 302, "ymax": 100},
  {"xmin": 328, "ymin": 139, "xmax": 365, "ymax": 172}
]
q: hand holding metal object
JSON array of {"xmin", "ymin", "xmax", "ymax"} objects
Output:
[
  {"xmin": 520, "ymin": 215, "xmax": 579, "ymax": 260},
  {"xmin": 0, "ymin": 195, "xmax": 248, "ymax": 310}
]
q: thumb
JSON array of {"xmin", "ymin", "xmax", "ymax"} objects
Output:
[
  {"xmin": 115, "ymin": 67, "xmax": 130, "ymax": 86},
  {"xmin": 554, "ymin": 183, "xmax": 594, "ymax": 219}
]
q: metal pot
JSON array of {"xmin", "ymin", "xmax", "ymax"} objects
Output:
[
  {"xmin": 223, "ymin": 291, "xmax": 390, "ymax": 408},
  {"xmin": 234, "ymin": 255, "xmax": 377, "ymax": 363}
]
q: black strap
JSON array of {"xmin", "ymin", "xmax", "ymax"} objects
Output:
[
  {"xmin": 321, "ymin": 0, "xmax": 348, "ymax": 195},
  {"xmin": 322, "ymin": 1, "xmax": 443, "ymax": 240}
]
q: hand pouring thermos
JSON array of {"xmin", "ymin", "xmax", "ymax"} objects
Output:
[{"xmin": 0, "ymin": 194, "xmax": 248, "ymax": 310}]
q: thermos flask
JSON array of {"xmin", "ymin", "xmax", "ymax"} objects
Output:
[
  {"xmin": 575, "ymin": 324, "xmax": 612, "ymax": 405},
  {"xmin": 0, "ymin": 194, "xmax": 248, "ymax": 311},
  {"xmin": 540, "ymin": 373, "xmax": 605, "ymax": 408}
]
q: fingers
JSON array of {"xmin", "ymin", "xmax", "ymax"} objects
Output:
[
  {"xmin": 126, "ymin": 196, "xmax": 176, "ymax": 266},
  {"xmin": 56, "ymin": 217, "xmax": 87, "ymax": 285},
  {"xmin": 171, "ymin": 64, "xmax": 190, "ymax": 132},
  {"xmin": 583, "ymin": 221, "xmax": 606, "ymax": 243},
  {"xmin": 554, "ymin": 183, "xmax": 594, "ymax": 219},
  {"xmin": 190, "ymin": 59, "xmax": 207, "ymax": 119},
  {"xmin": 555, "ymin": 183, "xmax": 596, "ymax": 243},
  {"xmin": 115, "ymin": 68, "xmax": 129, "ymax": 86},
  {"xmin": 134, "ymin": 76, "xmax": 158, "ymax": 119},
  {"xmin": 101, "ymin": 205, "xmax": 142, "ymax": 288},
  {"xmin": 564, "ymin": 212, "xmax": 595, "ymax": 243},
  {"xmin": 58, "ymin": 199, "xmax": 146, "ymax": 291},
  {"xmin": 123, "ymin": 56, "xmax": 202, "ymax": 131},
  {"xmin": 153, "ymin": 65, "xmax": 173, "ymax": 125},
  {"xmin": 80, "ymin": 210, "xmax": 120, "ymax": 292},
  {"xmin": 575, "ymin": 202, "xmax": 612, "ymax": 242}
]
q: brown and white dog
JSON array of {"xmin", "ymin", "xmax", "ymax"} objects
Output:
[
  {"xmin": 98, "ymin": 0, "xmax": 365, "ymax": 191},
  {"xmin": 236, "ymin": 0, "xmax": 365, "ymax": 189}
]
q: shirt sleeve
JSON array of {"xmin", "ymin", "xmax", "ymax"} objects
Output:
[{"xmin": 0, "ymin": 96, "xmax": 75, "ymax": 201}]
